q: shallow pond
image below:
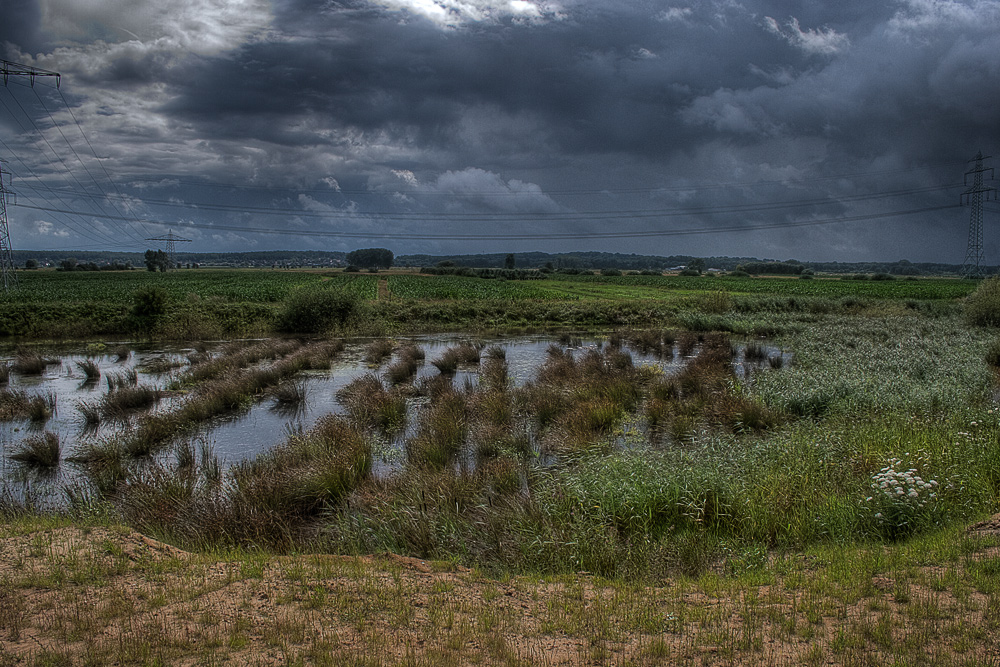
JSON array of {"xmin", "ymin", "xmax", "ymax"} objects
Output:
[{"xmin": 0, "ymin": 334, "xmax": 788, "ymax": 508}]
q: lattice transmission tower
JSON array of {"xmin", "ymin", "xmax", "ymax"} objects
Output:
[
  {"xmin": 960, "ymin": 151, "xmax": 997, "ymax": 278},
  {"xmin": 0, "ymin": 161, "xmax": 17, "ymax": 290},
  {"xmin": 146, "ymin": 231, "xmax": 192, "ymax": 270},
  {"xmin": 0, "ymin": 59, "xmax": 61, "ymax": 291}
]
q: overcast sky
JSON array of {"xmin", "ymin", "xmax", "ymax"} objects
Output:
[{"xmin": 1, "ymin": 0, "xmax": 997, "ymax": 261}]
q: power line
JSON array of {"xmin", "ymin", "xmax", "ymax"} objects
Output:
[
  {"xmin": 14, "ymin": 203, "xmax": 954, "ymax": 241},
  {"xmin": 0, "ymin": 138, "xmax": 140, "ymax": 248},
  {"xmin": 0, "ymin": 84, "xmax": 147, "ymax": 247},
  {"xmin": 123, "ymin": 159, "xmax": 968, "ymax": 197},
  {"xmin": 23, "ymin": 83, "xmax": 152, "ymax": 246},
  {"xmin": 58, "ymin": 86, "xmax": 158, "ymax": 238},
  {"xmin": 13, "ymin": 180, "xmax": 959, "ymax": 222}
]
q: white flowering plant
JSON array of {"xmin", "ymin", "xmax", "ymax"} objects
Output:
[{"xmin": 865, "ymin": 457, "xmax": 939, "ymax": 539}]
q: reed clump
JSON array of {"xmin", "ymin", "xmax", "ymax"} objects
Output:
[
  {"xmin": 137, "ymin": 356, "xmax": 184, "ymax": 374},
  {"xmin": 407, "ymin": 390, "xmax": 468, "ymax": 468},
  {"xmin": 106, "ymin": 368, "xmax": 138, "ymax": 391},
  {"xmin": 480, "ymin": 355, "xmax": 509, "ymax": 392},
  {"xmin": 0, "ymin": 390, "xmax": 57, "ymax": 422},
  {"xmin": 76, "ymin": 358, "xmax": 101, "ymax": 383},
  {"xmin": 431, "ymin": 342, "xmax": 481, "ymax": 375},
  {"xmin": 8, "ymin": 431, "xmax": 60, "ymax": 467},
  {"xmin": 12, "ymin": 352, "xmax": 58, "ymax": 375},
  {"xmin": 364, "ymin": 339, "xmax": 396, "ymax": 364},
  {"xmin": 121, "ymin": 340, "xmax": 343, "ymax": 456},
  {"xmin": 117, "ymin": 416, "xmax": 372, "ymax": 549},
  {"xmin": 273, "ymin": 380, "xmax": 307, "ymax": 406},
  {"xmin": 180, "ymin": 339, "xmax": 302, "ymax": 385},
  {"xmin": 337, "ymin": 374, "xmax": 407, "ymax": 433},
  {"xmin": 98, "ymin": 385, "xmax": 164, "ymax": 422},
  {"xmin": 430, "ymin": 348, "xmax": 461, "ymax": 375},
  {"xmin": 385, "ymin": 346, "xmax": 421, "ymax": 385},
  {"xmin": 230, "ymin": 416, "xmax": 372, "ymax": 519}
]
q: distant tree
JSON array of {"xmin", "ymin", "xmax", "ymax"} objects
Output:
[
  {"xmin": 59, "ymin": 257, "xmax": 77, "ymax": 271},
  {"xmin": 505, "ymin": 253, "xmax": 516, "ymax": 270},
  {"xmin": 24, "ymin": 259, "xmax": 38, "ymax": 270},
  {"xmin": 132, "ymin": 286, "xmax": 169, "ymax": 331},
  {"xmin": 687, "ymin": 258, "xmax": 706, "ymax": 274},
  {"xmin": 144, "ymin": 249, "xmax": 170, "ymax": 272},
  {"xmin": 346, "ymin": 248, "xmax": 394, "ymax": 269}
]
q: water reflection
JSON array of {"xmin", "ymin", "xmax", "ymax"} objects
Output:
[{"xmin": 0, "ymin": 334, "xmax": 788, "ymax": 507}]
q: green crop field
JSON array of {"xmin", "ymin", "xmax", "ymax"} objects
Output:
[
  {"xmin": 0, "ymin": 269, "xmax": 325, "ymax": 305},
  {"xmin": 387, "ymin": 274, "xmax": 567, "ymax": 300},
  {"xmin": 0, "ymin": 268, "xmax": 982, "ymax": 339},
  {"xmin": 544, "ymin": 272, "xmax": 977, "ymax": 300}
]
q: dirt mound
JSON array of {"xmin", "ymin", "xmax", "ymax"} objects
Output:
[{"xmin": 967, "ymin": 513, "xmax": 1000, "ymax": 537}]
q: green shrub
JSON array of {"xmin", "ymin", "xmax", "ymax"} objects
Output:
[
  {"xmin": 278, "ymin": 287, "xmax": 360, "ymax": 333},
  {"xmin": 132, "ymin": 286, "xmax": 169, "ymax": 327},
  {"xmin": 965, "ymin": 276, "xmax": 1000, "ymax": 327}
]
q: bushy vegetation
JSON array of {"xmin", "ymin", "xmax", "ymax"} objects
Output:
[
  {"xmin": 965, "ymin": 275, "xmax": 1000, "ymax": 326},
  {"xmin": 278, "ymin": 286, "xmax": 361, "ymax": 333}
]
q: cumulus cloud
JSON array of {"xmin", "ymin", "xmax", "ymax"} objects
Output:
[
  {"xmin": 38, "ymin": 0, "xmax": 271, "ymax": 53},
  {"xmin": 764, "ymin": 16, "xmax": 849, "ymax": 55},
  {"xmin": 33, "ymin": 220, "xmax": 70, "ymax": 237},
  {"xmin": 368, "ymin": 0, "xmax": 561, "ymax": 27},
  {"xmin": 384, "ymin": 168, "xmax": 561, "ymax": 214}
]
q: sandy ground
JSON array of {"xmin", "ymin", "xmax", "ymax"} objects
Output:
[{"xmin": 0, "ymin": 518, "xmax": 998, "ymax": 665}]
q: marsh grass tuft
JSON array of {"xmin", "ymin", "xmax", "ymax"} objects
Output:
[
  {"xmin": 106, "ymin": 369, "xmax": 138, "ymax": 391},
  {"xmin": 137, "ymin": 355, "xmax": 184, "ymax": 374},
  {"xmin": 12, "ymin": 352, "xmax": 58, "ymax": 375},
  {"xmin": 385, "ymin": 356, "xmax": 419, "ymax": 385},
  {"xmin": 407, "ymin": 390, "xmax": 468, "ymax": 468},
  {"xmin": 76, "ymin": 358, "xmax": 102, "ymax": 383},
  {"xmin": 273, "ymin": 380, "xmax": 307, "ymax": 406},
  {"xmin": 9, "ymin": 431, "xmax": 60, "ymax": 467},
  {"xmin": 431, "ymin": 348, "xmax": 461, "ymax": 375},
  {"xmin": 364, "ymin": 338, "xmax": 396, "ymax": 364},
  {"xmin": 98, "ymin": 385, "xmax": 163, "ymax": 422},
  {"xmin": 0, "ymin": 389, "xmax": 55, "ymax": 422},
  {"xmin": 338, "ymin": 374, "xmax": 407, "ymax": 433}
]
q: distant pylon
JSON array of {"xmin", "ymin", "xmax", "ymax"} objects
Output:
[
  {"xmin": 146, "ymin": 231, "xmax": 192, "ymax": 270},
  {"xmin": 0, "ymin": 161, "xmax": 18, "ymax": 290},
  {"xmin": 960, "ymin": 151, "xmax": 997, "ymax": 278},
  {"xmin": 1, "ymin": 60, "xmax": 61, "ymax": 291}
]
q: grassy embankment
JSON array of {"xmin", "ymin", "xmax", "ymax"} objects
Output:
[
  {"xmin": 2, "ymin": 270, "xmax": 1000, "ymax": 664},
  {"xmin": 0, "ymin": 267, "xmax": 974, "ymax": 339}
]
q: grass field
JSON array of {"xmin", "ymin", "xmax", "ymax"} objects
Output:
[
  {"xmin": 0, "ymin": 267, "xmax": 975, "ymax": 339},
  {"xmin": 1, "ymin": 268, "xmax": 999, "ymax": 665}
]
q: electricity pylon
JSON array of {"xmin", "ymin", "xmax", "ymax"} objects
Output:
[
  {"xmin": 0, "ymin": 60, "xmax": 61, "ymax": 291},
  {"xmin": 0, "ymin": 161, "xmax": 17, "ymax": 289},
  {"xmin": 960, "ymin": 152, "xmax": 997, "ymax": 278},
  {"xmin": 146, "ymin": 231, "xmax": 192, "ymax": 270}
]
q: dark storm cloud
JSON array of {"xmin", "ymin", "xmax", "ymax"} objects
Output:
[
  {"xmin": 0, "ymin": 0, "xmax": 43, "ymax": 56},
  {"xmin": 2, "ymin": 0, "xmax": 998, "ymax": 260},
  {"xmin": 159, "ymin": 0, "xmax": 802, "ymax": 160}
]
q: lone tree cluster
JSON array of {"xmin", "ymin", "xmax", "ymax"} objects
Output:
[
  {"xmin": 346, "ymin": 248, "xmax": 394, "ymax": 269},
  {"xmin": 144, "ymin": 249, "xmax": 171, "ymax": 272}
]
